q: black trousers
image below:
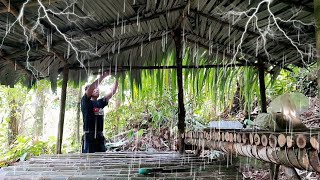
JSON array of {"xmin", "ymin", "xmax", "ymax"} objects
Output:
[{"xmin": 81, "ymin": 132, "xmax": 106, "ymax": 153}]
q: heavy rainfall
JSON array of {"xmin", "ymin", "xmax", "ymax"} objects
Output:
[{"xmin": 0, "ymin": 0, "xmax": 319, "ymax": 179}]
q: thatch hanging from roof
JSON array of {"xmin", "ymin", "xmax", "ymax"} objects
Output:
[{"xmin": 0, "ymin": 0, "xmax": 316, "ymax": 88}]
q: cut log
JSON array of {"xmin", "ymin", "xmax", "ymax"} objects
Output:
[
  {"xmin": 221, "ymin": 132, "xmax": 225, "ymax": 141},
  {"xmin": 209, "ymin": 131, "xmax": 213, "ymax": 140},
  {"xmin": 286, "ymin": 149, "xmax": 303, "ymax": 169},
  {"xmin": 225, "ymin": 132, "xmax": 229, "ymax": 142},
  {"xmin": 234, "ymin": 143, "xmax": 244, "ymax": 156},
  {"xmin": 308, "ymin": 150, "xmax": 320, "ymax": 172},
  {"xmin": 236, "ymin": 133, "xmax": 242, "ymax": 143},
  {"xmin": 199, "ymin": 132, "xmax": 204, "ymax": 139},
  {"xmin": 261, "ymin": 134, "xmax": 268, "ymax": 147},
  {"xmin": 296, "ymin": 134, "xmax": 310, "ymax": 149},
  {"xmin": 254, "ymin": 134, "xmax": 261, "ymax": 145},
  {"xmin": 310, "ymin": 135, "xmax": 319, "ymax": 150},
  {"xmin": 251, "ymin": 145, "xmax": 261, "ymax": 160},
  {"xmin": 267, "ymin": 147, "xmax": 279, "ymax": 164},
  {"xmin": 274, "ymin": 112, "xmax": 308, "ymax": 131},
  {"xmin": 229, "ymin": 133, "xmax": 234, "ymax": 143},
  {"xmin": 276, "ymin": 148, "xmax": 294, "ymax": 167},
  {"xmin": 269, "ymin": 134, "xmax": 278, "ymax": 148},
  {"xmin": 217, "ymin": 132, "xmax": 221, "ymax": 141},
  {"xmin": 286, "ymin": 135, "xmax": 296, "ymax": 148},
  {"xmin": 296, "ymin": 149, "xmax": 313, "ymax": 171},
  {"xmin": 277, "ymin": 134, "xmax": 287, "ymax": 148},
  {"xmin": 249, "ymin": 133, "xmax": 254, "ymax": 145},
  {"xmin": 257, "ymin": 146, "xmax": 270, "ymax": 162},
  {"xmin": 242, "ymin": 133, "xmax": 248, "ymax": 144}
]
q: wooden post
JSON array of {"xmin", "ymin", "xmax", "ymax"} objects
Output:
[
  {"xmin": 258, "ymin": 60, "xmax": 280, "ymax": 179},
  {"xmin": 315, "ymin": 0, "xmax": 320, "ymax": 97},
  {"xmin": 173, "ymin": 28, "xmax": 186, "ymax": 154},
  {"xmin": 258, "ymin": 59, "xmax": 281, "ymax": 180},
  {"xmin": 257, "ymin": 59, "xmax": 267, "ymax": 113},
  {"xmin": 56, "ymin": 66, "xmax": 69, "ymax": 154},
  {"xmin": 76, "ymin": 72, "xmax": 82, "ymax": 145}
]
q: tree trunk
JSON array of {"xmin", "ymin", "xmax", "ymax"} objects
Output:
[
  {"xmin": 34, "ymin": 91, "xmax": 45, "ymax": 140},
  {"xmin": 8, "ymin": 99, "xmax": 18, "ymax": 145}
]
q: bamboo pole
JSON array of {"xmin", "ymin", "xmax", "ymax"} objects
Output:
[
  {"xmin": 258, "ymin": 60, "xmax": 277, "ymax": 180},
  {"xmin": 76, "ymin": 72, "xmax": 82, "ymax": 145},
  {"xmin": 56, "ymin": 66, "xmax": 69, "ymax": 154},
  {"xmin": 315, "ymin": 0, "xmax": 320, "ymax": 97}
]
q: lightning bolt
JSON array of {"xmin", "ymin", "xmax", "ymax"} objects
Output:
[
  {"xmin": 0, "ymin": 0, "xmax": 97, "ymax": 78},
  {"xmin": 221, "ymin": 0, "xmax": 315, "ymax": 67}
]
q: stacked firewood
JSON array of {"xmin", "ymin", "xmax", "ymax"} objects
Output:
[{"xmin": 184, "ymin": 129, "xmax": 320, "ymax": 172}]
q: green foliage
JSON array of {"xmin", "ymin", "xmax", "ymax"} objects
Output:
[
  {"xmin": 104, "ymin": 80, "xmax": 178, "ymax": 138},
  {"xmin": 0, "ymin": 136, "xmax": 56, "ymax": 167},
  {"xmin": 267, "ymin": 68, "xmax": 298, "ymax": 96}
]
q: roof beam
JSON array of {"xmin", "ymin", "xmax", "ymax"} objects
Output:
[
  {"xmin": 65, "ymin": 6, "xmax": 184, "ymax": 39},
  {"xmin": 69, "ymin": 32, "xmax": 254, "ymax": 68},
  {"xmin": 70, "ymin": 64, "xmax": 254, "ymax": 71},
  {"xmin": 60, "ymin": 35, "xmax": 166, "ymax": 72},
  {"xmin": 0, "ymin": 0, "xmax": 62, "ymax": 14},
  {"xmin": 186, "ymin": 33, "xmax": 296, "ymax": 71},
  {"xmin": 7, "ymin": 29, "xmax": 170, "ymax": 59},
  {"xmin": 187, "ymin": 36, "xmax": 294, "ymax": 72},
  {"xmin": 275, "ymin": 0, "xmax": 314, "ymax": 13},
  {"xmin": 185, "ymin": 31, "xmax": 258, "ymax": 61},
  {"xmin": 83, "ymin": 35, "xmax": 164, "ymax": 62},
  {"xmin": 18, "ymin": 30, "xmax": 171, "ymax": 75},
  {"xmin": 5, "ymin": 5, "xmax": 183, "ymax": 58},
  {"xmin": 186, "ymin": 37, "xmax": 254, "ymax": 66},
  {"xmin": 69, "ymin": 32, "xmax": 256, "ymax": 71},
  {"xmin": 1, "ymin": 0, "xmax": 68, "ymax": 65},
  {"xmin": 0, "ymin": 50, "xmax": 33, "ymax": 77},
  {"xmin": 190, "ymin": 9, "xmax": 309, "ymax": 55}
]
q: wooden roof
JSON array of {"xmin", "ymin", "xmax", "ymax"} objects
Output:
[{"xmin": 0, "ymin": 0, "xmax": 315, "ymax": 87}]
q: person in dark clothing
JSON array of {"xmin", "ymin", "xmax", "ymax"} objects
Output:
[{"xmin": 81, "ymin": 71, "xmax": 118, "ymax": 153}]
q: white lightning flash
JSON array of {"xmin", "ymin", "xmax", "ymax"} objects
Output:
[
  {"xmin": 223, "ymin": 0, "xmax": 315, "ymax": 66},
  {"xmin": 0, "ymin": 0, "xmax": 98, "ymax": 77}
]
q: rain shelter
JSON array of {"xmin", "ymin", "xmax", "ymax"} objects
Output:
[{"xmin": 0, "ymin": 0, "xmax": 317, "ymax": 154}]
